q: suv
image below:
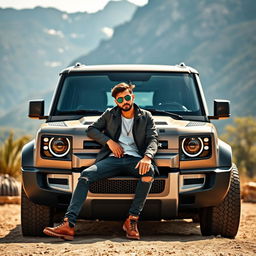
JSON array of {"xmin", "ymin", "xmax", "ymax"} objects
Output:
[{"xmin": 21, "ymin": 63, "xmax": 241, "ymax": 238}]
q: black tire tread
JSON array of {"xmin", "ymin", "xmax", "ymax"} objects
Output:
[
  {"xmin": 21, "ymin": 186, "xmax": 53, "ymax": 236},
  {"xmin": 200, "ymin": 163, "xmax": 241, "ymax": 238}
]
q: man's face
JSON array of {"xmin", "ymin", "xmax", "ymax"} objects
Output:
[{"xmin": 114, "ymin": 89, "xmax": 135, "ymax": 112}]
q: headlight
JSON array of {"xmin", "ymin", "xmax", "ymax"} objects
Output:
[
  {"xmin": 182, "ymin": 137, "xmax": 203, "ymax": 157},
  {"xmin": 180, "ymin": 136, "xmax": 211, "ymax": 160},
  {"xmin": 41, "ymin": 136, "xmax": 71, "ymax": 159},
  {"xmin": 49, "ymin": 137, "xmax": 70, "ymax": 157}
]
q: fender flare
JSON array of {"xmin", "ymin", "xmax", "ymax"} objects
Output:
[
  {"xmin": 218, "ymin": 139, "xmax": 232, "ymax": 167},
  {"xmin": 22, "ymin": 140, "xmax": 35, "ymax": 168}
]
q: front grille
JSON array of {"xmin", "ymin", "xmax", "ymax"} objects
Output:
[{"xmin": 89, "ymin": 179, "xmax": 165, "ymax": 194}]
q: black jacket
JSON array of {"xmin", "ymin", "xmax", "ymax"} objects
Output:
[{"xmin": 86, "ymin": 104, "xmax": 159, "ymax": 172}]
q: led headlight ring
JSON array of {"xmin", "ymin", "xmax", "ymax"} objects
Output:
[
  {"xmin": 181, "ymin": 137, "xmax": 204, "ymax": 157},
  {"xmin": 49, "ymin": 137, "xmax": 70, "ymax": 157}
]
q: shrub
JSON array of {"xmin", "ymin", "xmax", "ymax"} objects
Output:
[{"xmin": 0, "ymin": 131, "xmax": 30, "ymax": 179}]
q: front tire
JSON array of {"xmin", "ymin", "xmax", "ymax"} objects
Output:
[
  {"xmin": 21, "ymin": 186, "xmax": 54, "ymax": 236},
  {"xmin": 199, "ymin": 164, "xmax": 241, "ymax": 238}
]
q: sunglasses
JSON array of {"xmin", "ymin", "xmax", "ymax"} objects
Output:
[{"xmin": 116, "ymin": 94, "xmax": 132, "ymax": 103}]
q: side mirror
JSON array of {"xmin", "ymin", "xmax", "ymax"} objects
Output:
[
  {"xmin": 28, "ymin": 100, "xmax": 47, "ymax": 119},
  {"xmin": 208, "ymin": 99, "xmax": 230, "ymax": 120}
]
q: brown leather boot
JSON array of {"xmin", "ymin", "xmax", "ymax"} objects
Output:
[
  {"xmin": 122, "ymin": 215, "xmax": 140, "ymax": 240},
  {"xmin": 43, "ymin": 218, "xmax": 75, "ymax": 240}
]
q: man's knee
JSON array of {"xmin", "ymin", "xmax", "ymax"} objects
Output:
[
  {"xmin": 79, "ymin": 176, "xmax": 89, "ymax": 182},
  {"xmin": 141, "ymin": 176, "xmax": 154, "ymax": 182},
  {"xmin": 80, "ymin": 169, "xmax": 90, "ymax": 179},
  {"xmin": 79, "ymin": 166, "xmax": 97, "ymax": 183}
]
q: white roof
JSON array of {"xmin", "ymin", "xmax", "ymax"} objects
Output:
[{"xmin": 61, "ymin": 64, "xmax": 199, "ymax": 74}]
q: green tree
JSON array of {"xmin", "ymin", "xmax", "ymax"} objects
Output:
[
  {"xmin": 0, "ymin": 131, "xmax": 30, "ymax": 179},
  {"xmin": 221, "ymin": 116, "xmax": 256, "ymax": 178}
]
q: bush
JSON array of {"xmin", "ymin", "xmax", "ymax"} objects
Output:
[
  {"xmin": 0, "ymin": 131, "xmax": 30, "ymax": 179},
  {"xmin": 221, "ymin": 116, "xmax": 256, "ymax": 178}
]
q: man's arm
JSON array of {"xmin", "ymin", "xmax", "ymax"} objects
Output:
[
  {"xmin": 86, "ymin": 110, "xmax": 124, "ymax": 158},
  {"xmin": 86, "ymin": 110, "xmax": 110, "ymax": 145},
  {"xmin": 136, "ymin": 112, "xmax": 159, "ymax": 175},
  {"xmin": 144, "ymin": 112, "xmax": 159, "ymax": 159}
]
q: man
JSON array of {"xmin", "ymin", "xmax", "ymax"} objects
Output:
[{"xmin": 43, "ymin": 82, "xmax": 159, "ymax": 240}]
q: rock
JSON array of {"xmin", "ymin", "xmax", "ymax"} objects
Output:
[
  {"xmin": 0, "ymin": 196, "xmax": 21, "ymax": 204},
  {"xmin": 242, "ymin": 182, "xmax": 256, "ymax": 203},
  {"xmin": 0, "ymin": 174, "xmax": 20, "ymax": 196}
]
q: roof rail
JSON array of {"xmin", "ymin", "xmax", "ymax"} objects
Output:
[
  {"xmin": 74, "ymin": 62, "xmax": 84, "ymax": 68},
  {"xmin": 179, "ymin": 62, "xmax": 186, "ymax": 67}
]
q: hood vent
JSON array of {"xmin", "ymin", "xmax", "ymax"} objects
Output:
[
  {"xmin": 186, "ymin": 122, "xmax": 206, "ymax": 127},
  {"xmin": 48, "ymin": 122, "xmax": 66, "ymax": 127},
  {"xmin": 155, "ymin": 121, "xmax": 168, "ymax": 125},
  {"xmin": 83, "ymin": 121, "xmax": 94, "ymax": 125}
]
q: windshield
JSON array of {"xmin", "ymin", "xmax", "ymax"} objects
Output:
[{"xmin": 54, "ymin": 72, "xmax": 204, "ymax": 116}]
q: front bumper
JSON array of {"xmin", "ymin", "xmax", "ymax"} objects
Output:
[
  {"xmin": 22, "ymin": 166, "xmax": 232, "ymax": 219},
  {"xmin": 178, "ymin": 167, "xmax": 231, "ymax": 209}
]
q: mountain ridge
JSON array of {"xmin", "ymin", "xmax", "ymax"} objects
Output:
[
  {"xmin": 1, "ymin": 0, "xmax": 255, "ymax": 137},
  {"xmin": 73, "ymin": 0, "xmax": 256, "ymax": 122},
  {"xmin": 0, "ymin": 0, "xmax": 137, "ymax": 117}
]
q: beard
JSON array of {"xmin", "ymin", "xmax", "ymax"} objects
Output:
[{"xmin": 120, "ymin": 103, "xmax": 133, "ymax": 112}]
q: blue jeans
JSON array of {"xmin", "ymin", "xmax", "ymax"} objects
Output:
[{"xmin": 65, "ymin": 155, "xmax": 155, "ymax": 225}]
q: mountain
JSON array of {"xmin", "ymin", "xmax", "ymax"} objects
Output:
[
  {"xmin": 0, "ymin": 0, "xmax": 137, "ymax": 117},
  {"xmin": 1, "ymin": 0, "xmax": 256, "ymax": 137},
  {"xmin": 72, "ymin": 0, "xmax": 256, "ymax": 132}
]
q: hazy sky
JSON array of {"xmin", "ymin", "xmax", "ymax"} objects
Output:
[{"xmin": 0, "ymin": 0, "xmax": 148, "ymax": 13}]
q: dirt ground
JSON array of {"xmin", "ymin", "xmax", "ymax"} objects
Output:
[{"xmin": 0, "ymin": 202, "xmax": 255, "ymax": 256}]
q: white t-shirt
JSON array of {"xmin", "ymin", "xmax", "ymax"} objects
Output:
[{"xmin": 109, "ymin": 116, "xmax": 141, "ymax": 158}]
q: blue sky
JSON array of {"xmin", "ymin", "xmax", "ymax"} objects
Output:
[{"xmin": 0, "ymin": 0, "xmax": 148, "ymax": 13}]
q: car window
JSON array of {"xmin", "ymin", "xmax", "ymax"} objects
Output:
[{"xmin": 56, "ymin": 72, "xmax": 203, "ymax": 116}]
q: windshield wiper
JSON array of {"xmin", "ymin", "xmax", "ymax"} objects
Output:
[
  {"xmin": 146, "ymin": 108, "xmax": 183, "ymax": 120},
  {"xmin": 58, "ymin": 110, "xmax": 103, "ymax": 115}
]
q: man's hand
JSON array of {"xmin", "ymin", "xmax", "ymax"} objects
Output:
[
  {"xmin": 106, "ymin": 139, "xmax": 124, "ymax": 158},
  {"xmin": 135, "ymin": 155, "xmax": 152, "ymax": 175}
]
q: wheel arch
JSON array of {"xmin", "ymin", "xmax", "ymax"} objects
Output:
[
  {"xmin": 217, "ymin": 139, "xmax": 232, "ymax": 168},
  {"xmin": 21, "ymin": 140, "xmax": 35, "ymax": 168}
]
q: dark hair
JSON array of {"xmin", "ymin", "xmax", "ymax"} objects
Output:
[{"xmin": 111, "ymin": 82, "xmax": 135, "ymax": 98}]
